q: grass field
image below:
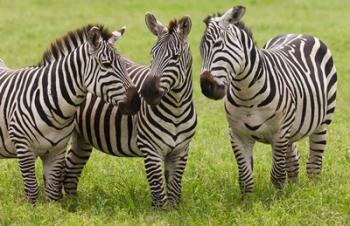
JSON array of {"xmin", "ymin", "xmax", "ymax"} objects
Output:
[{"xmin": 1, "ymin": 0, "xmax": 350, "ymax": 225}]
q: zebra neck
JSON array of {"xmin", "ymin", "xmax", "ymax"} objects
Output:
[
  {"xmin": 168, "ymin": 65, "xmax": 193, "ymax": 105},
  {"xmin": 38, "ymin": 45, "xmax": 87, "ymax": 122},
  {"xmin": 229, "ymin": 46, "xmax": 268, "ymax": 105}
]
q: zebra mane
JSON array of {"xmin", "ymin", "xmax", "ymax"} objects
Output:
[
  {"xmin": 203, "ymin": 13, "xmax": 254, "ymax": 41},
  {"xmin": 168, "ymin": 19, "xmax": 178, "ymax": 34},
  {"xmin": 37, "ymin": 24, "xmax": 112, "ymax": 67}
]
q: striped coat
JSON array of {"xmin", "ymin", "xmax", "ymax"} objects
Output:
[
  {"xmin": 199, "ymin": 6, "xmax": 337, "ymax": 195},
  {"xmin": 64, "ymin": 14, "xmax": 196, "ymax": 208},
  {"xmin": 0, "ymin": 24, "xmax": 139, "ymax": 203}
]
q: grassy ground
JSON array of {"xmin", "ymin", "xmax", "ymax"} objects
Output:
[{"xmin": 0, "ymin": 0, "xmax": 350, "ymax": 225}]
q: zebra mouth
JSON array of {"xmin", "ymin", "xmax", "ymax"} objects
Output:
[
  {"xmin": 118, "ymin": 86, "xmax": 141, "ymax": 115},
  {"xmin": 140, "ymin": 75, "xmax": 165, "ymax": 106},
  {"xmin": 200, "ymin": 71, "xmax": 226, "ymax": 100}
]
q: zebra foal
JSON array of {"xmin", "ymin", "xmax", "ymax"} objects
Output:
[
  {"xmin": 0, "ymin": 24, "xmax": 140, "ymax": 203},
  {"xmin": 200, "ymin": 6, "xmax": 337, "ymax": 196},
  {"xmin": 64, "ymin": 13, "xmax": 196, "ymax": 208}
]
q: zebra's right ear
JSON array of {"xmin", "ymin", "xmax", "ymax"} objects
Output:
[
  {"xmin": 145, "ymin": 12, "xmax": 166, "ymax": 36},
  {"xmin": 220, "ymin": 5, "xmax": 246, "ymax": 28},
  {"xmin": 87, "ymin": 26, "xmax": 102, "ymax": 50}
]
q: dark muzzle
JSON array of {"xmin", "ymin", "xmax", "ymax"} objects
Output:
[
  {"xmin": 200, "ymin": 71, "xmax": 226, "ymax": 100},
  {"xmin": 140, "ymin": 76, "xmax": 165, "ymax": 106},
  {"xmin": 118, "ymin": 86, "xmax": 141, "ymax": 115}
]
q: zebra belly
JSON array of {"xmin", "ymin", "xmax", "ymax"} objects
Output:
[{"xmin": 225, "ymin": 104, "xmax": 285, "ymax": 144}]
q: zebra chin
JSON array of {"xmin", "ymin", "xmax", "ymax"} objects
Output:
[
  {"xmin": 117, "ymin": 86, "xmax": 141, "ymax": 115},
  {"xmin": 140, "ymin": 75, "xmax": 165, "ymax": 106},
  {"xmin": 200, "ymin": 71, "xmax": 226, "ymax": 100}
]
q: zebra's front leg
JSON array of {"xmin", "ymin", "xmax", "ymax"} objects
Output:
[
  {"xmin": 229, "ymin": 129, "xmax": 255, "ymax": 198},
  {"xmin": 143, "ymin": 150, "xmax": 166, "ymax": 208},
  {"xmin": 63, "ymin": 131, "xmax": 93, "ymax": 196},
  {"xmin": 17, "ymin": 147, "xmax": 39, "ymax": 204},
  {"xmin": 164, "ymin": 146, "xmax": 189, "ymax": 207},
  {"xmin": 271, "ymin": 134, "xmax": 290, "ymax": 189},
  {"xmin": 286, "ymin": 143, "xmax": 300, "ymax": 182},
  {"xmin": 307, "ymin": 125, "xmax": 328, "ymax": 176},
  {"xmin": 40, "ymin": 148, "xmax": 66, "ymax": 201}
]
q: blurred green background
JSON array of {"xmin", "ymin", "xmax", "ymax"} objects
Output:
[{"xmin": 0, "ymin": 0, "xmax": 349, "ymax": 225}]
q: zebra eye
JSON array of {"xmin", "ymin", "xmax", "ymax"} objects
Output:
[
  {"xmin": 101, "ymin": 61, "xmax": 111, "ymax": 68},
  {"xmin": 172, "ymin": 54, "xmax": 180, "ymax": 60},
  {"xmin": 214, "ymin": 40, "xmax": 223, "ymax": 47}
]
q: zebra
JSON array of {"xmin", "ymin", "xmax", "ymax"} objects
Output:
[
  {"xmin": 63, "ymin": 13, "xmax": 196, "ymax": 208},
  {"xmin": 0, "ymin": 24, "xmax": 140, "ymax": 204},
  {"xmin": 199, "ymin": 6, "xmax": 337, "ymax": 196}
]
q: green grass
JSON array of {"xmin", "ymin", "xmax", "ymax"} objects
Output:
[{"xmin": 1, "ymin": 0, "xmax": 350, "ymax": 225}]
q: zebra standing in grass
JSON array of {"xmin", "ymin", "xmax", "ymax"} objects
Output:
[
  {"xmin": 200, "ymin": 6, "xmax": 337, "ymax": 196},
  {"xmin": 64, "ymin": 13, "xmax": 196, "ymax": 208},
  {"xmin": 0, "ymin": 24, "xmax": 140, "ymax": 204}
]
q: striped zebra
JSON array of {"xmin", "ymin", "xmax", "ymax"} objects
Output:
[
  {"xmin": 0, "ymin": 24, "xmax": 140, "ymax": 204},
  {"xmin": 64, "ymin": 14, "xmax": 196, "ymax": 208},
  {"xmin": 199, "ymin": 6, "xmax": 337, "ymax": 196}
]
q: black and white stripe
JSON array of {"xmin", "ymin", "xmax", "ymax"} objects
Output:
[
  {"xmin": 200, "ymin": 6, "xmax": 337, "ymax": 196},
  {"xmin": 64, "ymin": 14, "xmax": 196, "ymax": 208},
  {"xmin": 0, "ymin": 24, "xmax": 138, "ymax": 204}
]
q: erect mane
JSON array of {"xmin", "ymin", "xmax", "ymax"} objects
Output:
[
  {"xmin": 37, "ymin": 24, "xmax": 112, "ymax": 66},
  {"xmin": 203, "ymin": 13, "xmax": 254, "ymax": 41},
  {"xmin": 168, "ymin": 19, "xmax": 178, "ymax": 34},
  {"xmin": 235, "ymin": 21, "xmax": 253, "ymax": 40}
]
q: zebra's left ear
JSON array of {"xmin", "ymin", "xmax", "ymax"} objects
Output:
[
  {"xmin": 220, "ymin": 5, "xmax": 246, "ymax": 28},
  {"xmin": 87, "ymin": 26, "xmax": 103, "ymax": 50},
  {"xmin": 109, "ymin": 26, "xmax": 126, "ymax": 45},
  {"xmin": 178, "ymin": 16, "xmax": 192, "ymax": 40},
  {"xmin": 145, "ymin": 12, "xmax": 166, "ymax": 36}
]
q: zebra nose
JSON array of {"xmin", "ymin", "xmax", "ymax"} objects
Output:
[
  {"xmin": 118, "ymin": 86, "xmax": 141, "ymax": 115},
  {"xmin": 200, "ymin": 71, "xmax": 226, "ymax": 100},
  {"xmin": 140, "ymin": 75, "xmax": 165, "ymax": 106}
]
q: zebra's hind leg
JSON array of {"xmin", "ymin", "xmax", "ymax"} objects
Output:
[
  {"xmin": 286, "ymin": 143, "xmax": 300, "ymax": 182},
  {"xmin": 40, "ymin": 148, "xmax": 65, "ymax": 201},
  {"xmin": 63, "ymin": 131, "xmax": 92, "ymax": 196},
  {"xmin": 164, "ymin": 145, "xmax": 189, "ymax": 207},
  {"xmin": 307, "ymin": 124, "xmax": 328, "ymax": 177},
  {"xmin": 17, "ymin": 147, "xmax": 39, "ymax": 204},
  {"xmin": 229, "ymin": 128, "xmax": 255, "ymax": 199}
]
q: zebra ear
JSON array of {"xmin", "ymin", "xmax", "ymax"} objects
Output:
[
  {"xmin": 178, "ymin": 16, "xmax": 192, "ymax": 40},
  {"xmin": 109, "ymin": 26, "xmax": 126, "ymax": 45},
  {"xmin": 220, "ymin": 5, "xmax": 246, "ymax": 28},
  {"xmin": 87, "ymin": 26, "xmax": 103, "ymax": 50},
  {"xmin": 145, "ymin": 12, "xmax": 166, "ymax": 36}
]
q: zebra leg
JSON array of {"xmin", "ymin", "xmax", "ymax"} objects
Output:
[
  {"xmin": 17, "ymin": 147, "xmax": 39, "ymax": 204},
  {"xmin": 63, "ymin": 131, "xmax": 93, "ymax": 196},
  {"xmin": 307, "ymin": 125, "xmax": 328, "ymax": 176},
  {"xmin": 164, "ymin": 146, "xmax": 189, "ymax": 206},
  {"xmin": 40, "ymin": 148, "xmax": 65, "ymax": 201},
  {"xmin": 229, "ymin": 128, "xmax": 255, "ymax": 197},
  {"xmin": 143, "ymin": 150, "xmax": 166, "ymax": 208},
  {"xmin": 286, "ymin": 143, "xmax": 300, "ymax": 182},
  {"xmin": 271, "ymin": 135, "xmax": 289, "ymax": 189}
]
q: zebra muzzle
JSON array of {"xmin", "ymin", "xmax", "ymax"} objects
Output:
[
  {"xmin": 118, "ymin": 86, "xmax": 141, "ymax": 115},
  {"xmin": 140, "ymin": 75, "xmax": 165, "ymax": 106},
  {"xmin": 200, "ymin": 71, "xmax": 226, "ymax": 100}
]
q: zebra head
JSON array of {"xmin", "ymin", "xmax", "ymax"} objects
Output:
[
  {"xmin": 140, "ymin": 13, "xmax": 192, "ymax": 106},
  {"xmin": 200, "ymin": 5, "xmax": 247, "ymax": 100},
  {"xmin": 85, "ymin": 26, "xmax": 140, "ymax": 114}
]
